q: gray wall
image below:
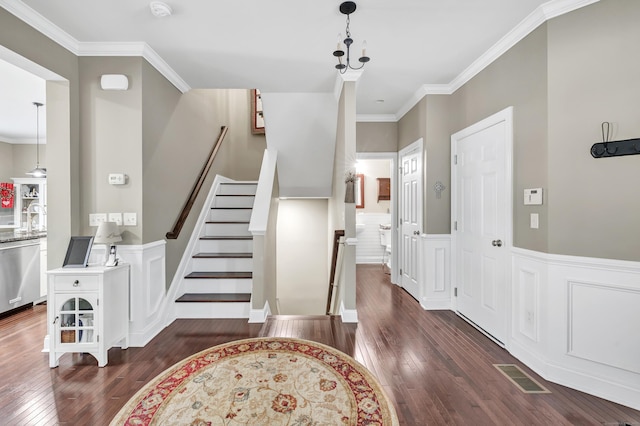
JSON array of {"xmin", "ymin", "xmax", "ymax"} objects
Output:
[
  {"xmin": 78, "ymin": 56, "xmax": 144, "ymax": 244},
  {"xmin": 396, "ymin": 0, "xmax": 638, "ymax": 261},
  {"xmin": 0, "ymin": 142, "xmax": 11, "ymax": 181},
  {"xmin": 0, "ymin": 143, "xmax": 48, "ymax": 181},
  {"xmin": 141, "ymin": 58, "xmax": 265, "ymax": 286},
  {"xmin": 1, "ymin": 8, "xmax": 80, "ymax": 269},
  {"xmin": 448, "ymin": 24, "xmax": 549, "ymax": 251},
  {"xmin": 356, "ymin": 122, "xmax": 398, "ymax": 152},
  {"xmin": 546, "ymin": 0, "xmax": 640, "ymax": 261}
]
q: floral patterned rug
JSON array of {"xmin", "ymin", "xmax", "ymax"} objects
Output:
[{"xmin": 110, "ymin": 337, "xmax": 398, "ymax": 425}]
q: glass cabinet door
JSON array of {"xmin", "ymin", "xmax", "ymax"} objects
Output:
[{"xmin": 55, "ymin": 294, "xmax": 97, "ymax": 345}]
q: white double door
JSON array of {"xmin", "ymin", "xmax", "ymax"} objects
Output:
[{"xmin": 452, "ymin": 108, "xmax": 512, "ymax": 345}]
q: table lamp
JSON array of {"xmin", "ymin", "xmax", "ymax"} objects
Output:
[{"xmin": 94, "ymin": 221, "xmax": 122, "ymax": 266}]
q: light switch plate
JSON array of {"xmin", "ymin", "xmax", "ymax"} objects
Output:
[
  {"xmin": 89, "ymin": 213, "xmax": 107, "ymax": 227},
  {"xmin": 530, "ymin": 213, "xmax": 539, "ymax": 229},
  {"xmin": 108, "ymin": 213, "xmax": 123, "ymax": 226},
  {"xmin": 123, "ymin": 212, "xmax": 137, "ymax": 226}
]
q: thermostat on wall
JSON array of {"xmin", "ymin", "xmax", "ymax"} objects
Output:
[
  {"xmin": 524, "ymin": 188, "xmax": 543, "ymax": 205},
  {"xmin": 108, "ymin": 173, "xmax": 127, "ymax": 185}
]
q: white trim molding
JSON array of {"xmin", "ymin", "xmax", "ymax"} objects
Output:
[
  {"xmin": 419, "ymin": 234, "xmax": 452, "ymax": 310},
  {"xmin": 91, "ymin": 240, "xmax": 167, "ymax": 347},
  {"xmin": 390, "ymin": 0, "xmax": 601, "ymax": 121},
  {"xmin": 248, "ymin": 300, "xmax": 271, "ymax": 323},
  {"xmin": 340, "ymin": 301, "xmax": 358, "ymax": 323},
  {"xmin": 510, "ymin": 247, "xmax": 640, "ymax": 411}
]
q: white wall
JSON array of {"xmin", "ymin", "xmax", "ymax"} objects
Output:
[
  {"xmin": 276, "ymin": 199, "xmax": 329, "ymax": 315},
  {"xmin": 356, "ymin": 158, "xmax": 391, "ymax": 214},
  {"xmin": 356, "ymin": 212, "xmax": 390, "ymax": 264},
  {"xmin": 261, "ymin": 92, "xmax": 337, "ymax": 198}
]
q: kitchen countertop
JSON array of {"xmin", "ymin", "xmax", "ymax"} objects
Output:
[{"xmin": 0, "ymin": 230, "xmax": 47, "ymax": 244}]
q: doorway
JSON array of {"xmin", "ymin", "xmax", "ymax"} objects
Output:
[
  {"xmin": 451, "ymin": 107, "xmax": 513, "ymax": 345},
  {"xmin": 355, "ymin": 152, "xmax": 398, "ymax": 284},
  {"xmin": 398, "ymin": 139, "xmax": 423, "ymax": 301}
]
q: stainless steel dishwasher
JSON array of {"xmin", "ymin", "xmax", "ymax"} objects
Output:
[{"xmin": 0, "ymin": 238, "xmax": 40, "ymax": 315}]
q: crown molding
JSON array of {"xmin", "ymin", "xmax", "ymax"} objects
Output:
[
  {"xmin": 78, "ymin": 42, "xmax": 191, "ymax": 93},
  {"xmin": 0, "ymin": 1, "xmax": 191, "ymax": 93},
  {"xmin": 394, "ymin": 85, "xmax": 429, "ymax": 121},
  {"xmin": 395, "ymin": 0, "xmax": 600, "ymax": 121},
  {"xmin": 0, "ymin": 0, "xmax": 78, "ymax": 54},
  {"xmin": 541, "ymin": 0, "xmax": 599, "ymax": 20}
]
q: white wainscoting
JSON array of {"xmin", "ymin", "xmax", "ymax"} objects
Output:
[
  {"xmin": 355, "ymin": 213, "xmax": 391, "ymax": 264},
  {"xmin": 511, "ymin": 248, "xmax": 640, "ymax": 411},
  {"xmin": 419, "ymin": 234, "xmax": 452, "ymax": 310},
  {"xmin": 91, "ymin": 241, "xmax": 167, "ymax": 347}
]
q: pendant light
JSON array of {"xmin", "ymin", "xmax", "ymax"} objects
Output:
[
  {"xmin": 332, "ymin": 1, "xmax": 370, "ymax": 73},
  {"xmin": 27, "ymin": 101, "xmax": 46, "ymax": 178}
]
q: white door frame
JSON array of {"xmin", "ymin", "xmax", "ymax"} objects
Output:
[
  {"xmin": 356, "ymin": 152, "xmax": 399, "ymax": 285},
  {"xmin": 398, "ymin": 139, "xmax": 424, "ymax": 292},
  {"xmin": 450, "ymin": 106, "xmax": 514, "ymax": 347}
]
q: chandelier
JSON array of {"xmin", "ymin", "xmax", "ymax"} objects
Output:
[{"xmin": 332, "ymin": 1, "xmax": 370, "ymax": 73}]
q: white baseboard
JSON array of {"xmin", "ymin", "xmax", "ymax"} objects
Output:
[
  {"xmin": 339, "ymin": 301, "xmax": 358, "ymax": 323},
  {"xmin": 248, "ymin": 300, "xmax": 271, "ymax": 323},
  {"xmin": 420, "ymin": 299, "xmax": 451, "ymax": 310}
]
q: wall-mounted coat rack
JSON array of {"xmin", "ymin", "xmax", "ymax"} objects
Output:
[{"xmin": 591, "ymin": 122, "xmax": 640, "ymax": 158}]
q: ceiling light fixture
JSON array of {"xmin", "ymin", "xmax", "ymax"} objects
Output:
[
  {"xmin": 149, "ymin": 1, "xmax": 172, "ymax": 18},
  {"xmin": 27, "ymin": 102, "xmax": 46, "ymax": 178},
  {"xmin": 333, "ymin": 1, "xmax": 370, "ymax": 74}
]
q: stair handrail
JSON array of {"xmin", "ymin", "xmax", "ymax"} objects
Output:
[
  {"xmin": 326, "ymin": 230, "xmax": 345, "ymax": 315},
  {"xmin": 166, "ymin": 126, "xmax": 229, "ymax": 240}
]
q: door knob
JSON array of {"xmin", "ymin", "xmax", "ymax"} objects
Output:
[
  {"xmin": 413, "ymin": 230, "xmax": 420, "ymax": 235},
  {"xmin": 492, "ymin": 239, "xmax": 503, "ymax": 247}
]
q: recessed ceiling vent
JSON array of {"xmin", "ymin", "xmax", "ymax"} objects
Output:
[{"xmin": 149, "ymin": 1, "xmax": 172, "ymax": 18}]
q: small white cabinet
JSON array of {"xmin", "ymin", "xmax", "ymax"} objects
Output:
[{"xmin": 47, "ymin": 264, "xmax": 129, "ymax": 367}]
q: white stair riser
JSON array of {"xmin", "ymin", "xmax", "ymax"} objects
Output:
[
  {"xmin": 173, "ymin": 302, "xmax": 250, "ymax": 319},
  {"xmin": 191, "ymin": 257, "xmax": 253, "ymax": 271},
  {"xmin": 205, "ymin": 222, "xmax": 250, "ymax": 236},
  {"xmin": 182, "ymin": 278, "xmax": 252, "ymax": 294},
  {"xmin": 210, "ymin": 208, "xmax": 252, "ymax": 222},
  {"xmin": 218, "ymin": 184, "xmax": 258, "ymax": 195},
  {"xmin": 214, "ymin": 196, "xmax": 255, "ymax": 208},
  {"xmin": 199, "ymin": 239, "xmax": 253, "ymax": 253}
]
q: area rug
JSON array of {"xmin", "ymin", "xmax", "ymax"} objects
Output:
[{"xmin": 110, "ymin": 337, "xmax": 398, "ymax": 425}]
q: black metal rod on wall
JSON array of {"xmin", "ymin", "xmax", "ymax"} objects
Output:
[{"xmin": 590, "ymin": 137, "xmax": 640, "ymax": 158}]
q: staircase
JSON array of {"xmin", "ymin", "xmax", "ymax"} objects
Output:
[{"xmin": 173, "ymin": 181, "xmax": 257, "ymax": 318}]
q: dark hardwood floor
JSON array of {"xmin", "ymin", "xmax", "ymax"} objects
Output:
[{"xmin": 1, "ymin": 264, "xmax": 639, "ymax": 425}]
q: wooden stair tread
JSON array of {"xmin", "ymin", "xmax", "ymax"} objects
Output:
[
  {"xmin": 220, "ymin": 182, "xmax": 257, "ymax": 185},
  {"xmin": 205, "ymin": 221, "xmax": 250, "ymax": 224},
  {"xmin": 176, "ymin": 293, "xmax": 251, "ymax": 303},
  {"xmin": 200, "ymin": 236, "xmax": 253, "ymax": 240},
  {"xmin": 185, "ymin": 271, "xmax": 252, "ymax": 279},
  {"xmin": 215, "ymin": 194, "xmax": 255, "ymax": 197},
  {"xmin": 193, "ymin": 252, "xmax": 252, "ymax": 258}
]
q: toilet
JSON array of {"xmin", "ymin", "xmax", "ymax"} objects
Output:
[{"xmin": 379, "ymin": 224, "xmax": 392, "ymax": 269}]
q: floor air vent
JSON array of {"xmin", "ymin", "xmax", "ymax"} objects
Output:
[{"xmin": 494, "ymin": 364, "xmax": 551, "ymax": 394}]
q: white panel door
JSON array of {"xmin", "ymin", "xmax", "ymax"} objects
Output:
[
  {"xmin": 400, "ymin": 149, "xmax": 422, "ymax": 301},
  {"xmin": 453, "ymin": 111, "xmax": 511, "ymax": 345}
]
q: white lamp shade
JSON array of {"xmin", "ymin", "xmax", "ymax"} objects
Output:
[{"xmin": 94, "ymin": 221, "xmax": 122, "ymax": 244}]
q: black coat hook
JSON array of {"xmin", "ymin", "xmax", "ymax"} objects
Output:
[{"xmin": 591, "ymin": 122, "xmax": 640, "ymax": 159}]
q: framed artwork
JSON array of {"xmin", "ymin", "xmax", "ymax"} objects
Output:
[{"xmin": 251, "ymin": 89, "xmax": 265, "ymax": 134}]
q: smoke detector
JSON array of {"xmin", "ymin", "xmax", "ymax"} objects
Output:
[{"xmin": 150, "ymin": 1, "xmax": 172, "ymax": 18}]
